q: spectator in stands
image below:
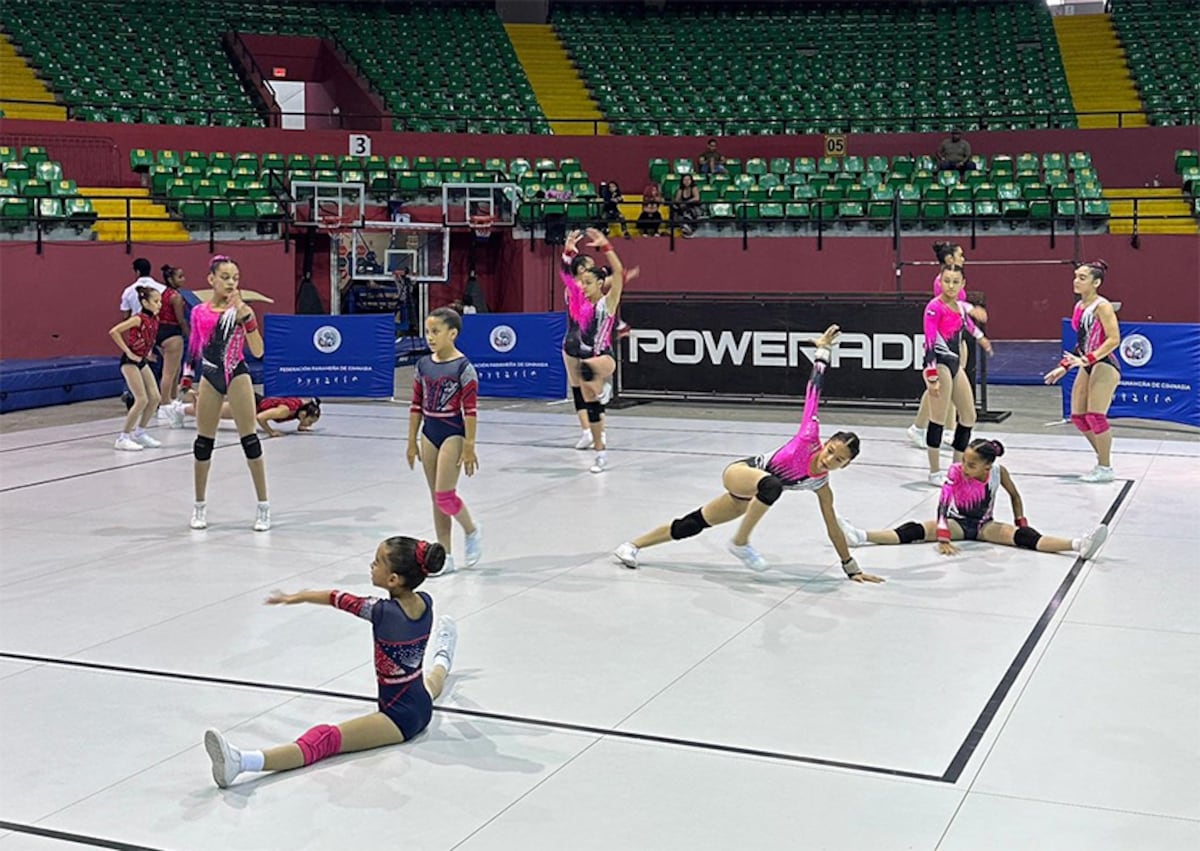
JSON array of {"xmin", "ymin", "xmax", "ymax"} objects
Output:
[
  {"xmin": 672, "ymin": 173, "xmax": 703, "ymax": 237},
  {"xmin": 936, "ymin": 127, "xmax": 976, "ymax": 176},
  {"xmin": 119, "ymin": 257, "xmax": 165, "ymax": 319},
  {"xmin": 599, "ymin": 181, "xmax": 632, "ymax": 239},
  {"xmin": 697, "ymin": 138, "xmax": 727, "ymax": 175},
  {"xmin": 637, "ymin": 180, "xmax": 664, "ymax": 236}
]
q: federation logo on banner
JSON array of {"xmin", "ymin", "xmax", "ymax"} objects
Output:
[
  {"xmin": 1119, "ymin": 334, "xmax": 1152, "ymax": 368},
  {"xmin": 490, "ymin": 325, "xmax": 517, "ymax": 353},
  {"xmin": 313, "ymin": 325, "xmax": 343, "ymax": 355}
]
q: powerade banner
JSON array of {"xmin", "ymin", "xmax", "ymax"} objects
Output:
[
  {"xmin": 263, "ymin": 314, "xmax": 394, "ymax": 397},
  {"xmin": 1060, "ymin": 320, "xmax": 1200, "ymax": 428},
  {"xmin": 457, "ymin": 312, "xmax": 567, "ymax": 399},
  {"xmin": 619, "ymin": 296, "xmax": 928, "ymax": 402}
]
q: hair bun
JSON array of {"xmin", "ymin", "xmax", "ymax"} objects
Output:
[
  {"xmin": 423, "ymin": 541, "xmax": 447, "ymax": 575},
  {"xmin": 1090, "ymin": 259, "xmax": 1108, "ymax": 271},
  {"xmin": 989, "ymin": 440, "xmax": 1006, "ymax": 457}
]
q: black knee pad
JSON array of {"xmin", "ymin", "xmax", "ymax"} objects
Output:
[
  {"xmin": 571, "ymin": 386, "xmax": 586, "ymax": 411},
  {"xmin": 580, "ymin": 361, "xmax": 595, "ymax": 381},
  {"xmin": 193, "ymin": 435, "xmax": 215, "ymax": 462},
  {"xmin": 669, "ymin": 508, "xmax": 710, "ymax": 540},
  {"xmin": 1014, "ymin": 526, "xmax": 1042, "ymax": 550},
  {"xmin": 585, "ymin": 401, "xmax": 605, "ymax": 424},
  {"xmin": 925, "ymin": 423, "xmax": 944, "ymax": 450},
  {"xmin": 240, "ymin": 433, "xmax": 263, "ymax": 460},
  {"xmin": 952, "ymin": 424, "xmax": 973, "ymax": 453},
  {"xmin": 755, "ymin": 475, "xmax": 783, "ymax": 506},
  {"xmin": 895, "ymin": 521, "xmax": 927, "ymax": 544}
]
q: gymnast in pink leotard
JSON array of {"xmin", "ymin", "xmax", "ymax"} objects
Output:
[
  {"xmin": 613, "ymin": 325, "xmax": 883, "ymax": 582},
  {"xmin": 921, "ymin": 265, "xmax": 993, "ymax": 485}
]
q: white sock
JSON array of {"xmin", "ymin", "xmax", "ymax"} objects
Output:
[
  {"xmin": 257, "ymin": 501, "xmax": 270, "ymax": 509},
  {"xmin": 1071, "ymin": 537, "xmax": 1082, "ymax": 551},
  {"xmin": 240, "ymin": 749, "xmax": 264, "ymax": 772},
  {"xmin": 119, "ymin": 432, "xmax": 131, "ymax": 440},
  {"xmin": 194, "ymin": 500, "xmax": 206, "ymax": 510},
  {"xmin": 133, "ymin": 427, "xmax": 146, "ymax": 436},
  {"xmin": 433, "ymin": 652, "xmax": 452, "ymax": 674}
]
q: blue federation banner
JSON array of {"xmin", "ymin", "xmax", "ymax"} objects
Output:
[
  {"xmin": 457, "ymin": 312, "xmax": 568, "ymax": 399},
  {"xmin": 1060, "ymin": 320, "xmax": 1200, "ymax": 428},
  {"xmin": 263, "ymin": 314, "xmax": 395, "ymax": 397}
]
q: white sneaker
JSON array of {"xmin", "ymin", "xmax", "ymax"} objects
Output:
[
  {"xmin": 1078, "ymin": 524, "xmax": 1109, "ymax": 560},
  {"xmin": 464, "ymin": 526, "xmax": 482, "ymax": 567},
  {"xmin": 614, "ymin": 541, "xmax": 639, "ymax": 568},
  {"xmin": 838, "ymin": 517, "xmax": 868, "ymax": 547},
  {"xmin": 727, "ymin": 540, "xmax": 768, "ymax": 572},
  {"xmin": 575, "ymin": 429, "xmax": 593, "ymax": 450},
  {"xmin": 132, "ymin": 430, "xmax": 162, "ymax": 448},
  {"xmin": 190, "ymin": 502, "xmax": 208, "ymax": 530},
  {"xmin": 253, "ymin": 503, "xmax": 271, "ymax": 532},
  {"xmin": 157, "ymin": 406, "xmax": 171, "ymax": 421},
  {"xmin": 114, "ymin": 436, "xmax": 143, "ymax": 451},
  {"xmin": 204, "ymin": 728, "xmax": 243, "ymax": 789},
  {"xmin": 1080, "ymin": 465, "xmax": 1115, "ymax": 483},
  {"xmin": 906, "ymin": 424, "xmax": 926, "ymax": 449},
  {"xmin": 599, "ymin": 380, "xmax": 613, "ymax": 405},
  {"xmin": 431, "ymin": 615, "xmax": 458, "ymax": 673},
  {"xmin": 929, "ymin": 471, "xmax": 947, "ymax": 487},
  {"xmin": 590, "ymin": 451, "xmax": 607, "ymax": 474},
  {"xmin": 167, "ymin": 400, "xmax": 186, "ymax": 429},
  {"xmin": 433, "ymin": 553, "xmax": 457, "ymax": 576}
]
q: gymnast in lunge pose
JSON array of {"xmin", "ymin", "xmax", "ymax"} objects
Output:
[
  {"xmin": 187, "ymin": 255, "xmax": 270, "ymax": 532},
  {"xmin": 561, "ymin": 227, "xmax": 638, "ymax": 473},
  {"xmin": 922, "ymin": 265, "xmax": 993, "ymax": 485},
  {"xmin": 614, "ymin": 326, "xmax": 882, "ymax": 581},
  {"xmin": 1043, "ymin": 261, "xmax": 1122, "ymax": 483},
  {"xmin": 838, "ymin": 439, "xmax": 1108, "ymax": 560},
  {"xmin": 203, "ymin": 536, "xmax": 458, "ymax": 788},
  {"xmin": 407, "ymin": 307, "xmax": 482, "ymax": 574}
]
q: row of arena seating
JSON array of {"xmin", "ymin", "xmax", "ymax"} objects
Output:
[
  {"xmin": 651, "ymin": 152, "xmax": 1099, "ymax": 181},
  {"xmin": 0, "ymin": 145, "xmax": 95, "ymax": 232},
  {"xmin": 1177, "ymin": 150, "xmax": 1200, "ymax": 217},
  {"xmin": 1111, "ymin": 0, "xmax": 1199, "ymax": 127},
  {"xmin": 556, "ymin": 1, "xmax": 1075, "ymax": 135},
  {"xmin": 0, "ymin": 0, "xmax": 548, "ymax": 132}
]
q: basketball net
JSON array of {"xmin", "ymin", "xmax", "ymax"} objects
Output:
[{"xmin": 469, "ymin": 213, "xmax": 494, "ymax": 240}]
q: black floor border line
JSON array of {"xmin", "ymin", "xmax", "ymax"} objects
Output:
[
  {"xmin": 940, "ymin": 478, "xmax": 1134, "ymax": 783},
  {"xmin": 0, "ymin": 651, "xmax": 939, "ymax": 783},
  {"xmin": 0, "ymin": 431, "xmax": 130, "ymax": 453},
  {"xmin": 0, "ymin": 480, "xmax": 1136, "ymax": 787},
  {"xmin": 0, "ymin": 447, "xmax": 236, "ymax": 493},
  {"xmin": 0, "ymin": 820, "xmax": 166, "ymax": 851}
]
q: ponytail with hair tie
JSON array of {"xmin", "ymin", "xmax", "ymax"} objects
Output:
[{"xmin": 415, "ymin": 540, "xmax": 430, "ymax": 574}]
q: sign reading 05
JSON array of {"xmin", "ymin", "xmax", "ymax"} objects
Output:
[{"xmin": 823, "ymin": 134, "xmax": 847, "ymax": 157}]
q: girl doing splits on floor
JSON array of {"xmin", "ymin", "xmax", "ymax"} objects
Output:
[
  {"xmin": 839, "ymin": 439, "xmax": 1108, "ymax": 560},
  {"xmin": 203, "ymin": 536, "xmax": 458, "ymax": 788},
  {"xmin": 615, "ymin": 326, "xmax": 883, "ymax": 582}
]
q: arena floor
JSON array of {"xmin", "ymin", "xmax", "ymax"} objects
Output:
[{"xmin": 1, "ymin": 391, "xmax": 1197, "ymax": 850}]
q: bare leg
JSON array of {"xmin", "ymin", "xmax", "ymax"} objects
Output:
[
  {"xmin": 158, "ymin": 335, "xmax": 183, "ymax": 403},
  {"xmin": 1070, "ymin": 372, "xmax": 1100, "ymax": 457},
  {"xmin": 724, "ymin": 463, "xmax": 773, "ymax": 546},
  {"xmin": 980, "ymin": 521, "xmax": 1075, "ymax": 553},
  {"xmin": 433, "ymin": 435, "xmax": 476, "ymax": 536},
  {"xmin": 420, "ymin": 434, "xmax": 453, "ymax": 551},
  {"xmin": 947, "ymin": 366, "xmax": 978, "ymax": 465},
  {"xmin": 137, "ymin": 365, "xmax": 160, "ymax": 429},
  {"xmin": 193, "ymin": 380, "xmax": 224, "ymax": 501},
  {"xmin": 262, "ymin": 711, "xmax": 404, "ymax": 772},
  {"xmin": 913, "ymin": 390, "xmax": 931, "ymax": 429},
  {"xmin": 227, "ymin": 374, "xmax": 267, "ymax": 501},
  {"xmin": 1087, "ymin": 363, "xmax": 1120, "ymax": 467},
  {"xmin": 865, "ymin": 519, "xmax": 940, "ymax": 544},
  {"xmin": 120, "ymin": 363, "xmax": 147, "ymax": 434},
  {"xmin": 926, "ymin": 363, "xmax": 955, "ymax": 473},
  {"xmin": 631, "ymin": 492, "xmax": 750, "ymax": 549},
  {"xmin": 564, "ymin": 353, "xmax": 593, "ymax": 433}
]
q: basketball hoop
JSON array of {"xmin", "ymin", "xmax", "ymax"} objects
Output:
[{"xmin": 469, "ymin": 213, "xmax": 494, "ymax": 240}]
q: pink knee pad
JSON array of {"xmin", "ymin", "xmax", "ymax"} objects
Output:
[
  {"xmin": 1085, "ymin": 412, "xmax": 1111, "ymax": 434},
  {"xmin": 434, "ymin": 489, "xmax": 463, "ymax": 516},
  {"xmin": 1070, "ymin": 413, "xmax": 1092, "ymax": 433},
  {"xmin": 296, "ymin": 724, "xmax": 342, "ymax": 766}
]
